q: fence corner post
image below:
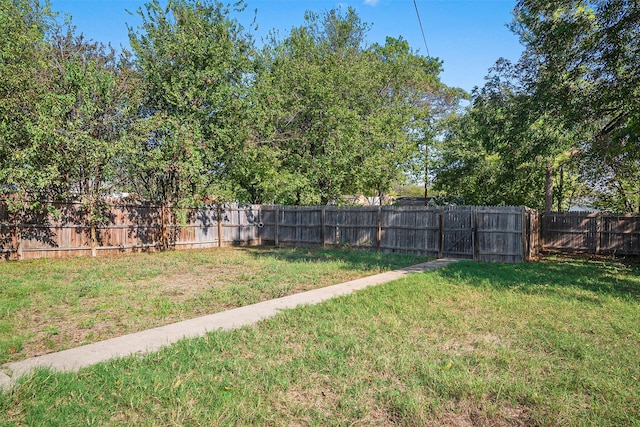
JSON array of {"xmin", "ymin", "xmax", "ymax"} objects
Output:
[
  {"xmin": 521, "ymin": 207, "xmax": 527, "ymax": 262},
  {"xmin": 536, "ymin": 210, "xmax": 541, "ymax": 258}
]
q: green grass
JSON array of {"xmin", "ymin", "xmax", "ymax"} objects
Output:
[
  {"xmin": 0, "ymin": 247, "xmax": 427, "ymax": 364},
  {"xmin": 1, "ymin": 255, "xmax": 638, "ymax": 425}
]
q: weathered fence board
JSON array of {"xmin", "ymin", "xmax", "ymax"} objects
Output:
[
  {"xmin": 541, "ymin": 212, "xmax": 640, "ymax": 255},
  {"xmin": 0, "ymin": 202, "xmax": 263, "ymax": 260},
  {"xmin": 476, "ymin": 207, "xmax": 526, "ymax": 263},
  {"xmin": 326, "ymin": 207, "xmax": 378, "ymax": 249},
  {"xmin": 381, "ymin": 207, "xmax": 439, "ymax": 256}
]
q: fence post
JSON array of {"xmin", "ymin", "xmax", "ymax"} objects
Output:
[
  {"xmin": 160, "ymin": 203, "xmax": 167, "ymax": 250},
  {"xmin": 531, "ymin": 210, "xmax": 540, "ymax": 259},
  {"xmin": 274, "ymin": 206, "xmax": 279, "ymax": 247},
  {"xmin": 335, "ymin": 208, "xmax": 340, "ymax": 246},
  {"xmin": 473, "ymin": 208, "xmax": 479, "ymax": 261},
  {"xmin": 90, "ymin": 222, "xmax": 97, "ymax": 257},
  {"xmin": 595, "ymin": 214, "xmax": 602, "ymax": 255},
  {"xmin": 15, "ymin": 223, "xmax": 23, "ymax": 261},
  {"xmin": 376, "ymin": 206, "xmax": 382, "ymax": 252},
  {"xmin": 438, "ymin": 209, "xmax": 444, "ymax": 259},
  {"xmin": 321, "ymin": 207, "xmax": 326, "ymax": 248},
  {"xmin": 258, "ymin": 205, "xmax": 263, "ymax": 247},
  {"xmin": 296, "ymin": 207, "xmax": 300, "ymax": 244},
  {"xmin": 521, "ymin": 207, "xmax": 527, "ymax": 262}
]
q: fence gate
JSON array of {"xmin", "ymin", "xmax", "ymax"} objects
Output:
[{"xmin": 441, "ymin": 208, "xmax": 475, "ymax": 259}]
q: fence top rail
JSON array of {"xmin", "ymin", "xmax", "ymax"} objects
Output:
[
  {"xmin": 261, "ymin": 204, "xmax": 529, "ymax": 212},
  {"xmin": 543, "ymin": 211, "xmax": 640, "ymax": 218},
  {"xmin": 0, "ymin": 199, "xmax": 261, "ymax": 210},
  {"xmin": 3, "ymin": 200, "xmax": 531, "ymax": 211}
]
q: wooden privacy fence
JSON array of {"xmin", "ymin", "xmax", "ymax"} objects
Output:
[
  {"xmin": 0, "ymin": 201, "xmax": 262, "ymax": 261},
  {"xmin": 541, "ymin": 212, "xmax": 640, "ymax": 255},
  {"xmin": 0, "ymin": 201, "xmax": 537, "ymax": 263},
  {"xmin": 261, "ymin": 205, "xmax": 537, "ymax": 263}
]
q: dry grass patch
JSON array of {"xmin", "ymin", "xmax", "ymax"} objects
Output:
[
  {"xmin": 0, "ymin": 247, "xmax": 426, "ymax": 363},
  {"xmin": 427, "ymin": 400, "xmax": 532, "ymax": 427}
]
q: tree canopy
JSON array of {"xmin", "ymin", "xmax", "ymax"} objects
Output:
[
  {"xmin": 433, "ymin": 0, "xmax": 639, "ymax": 212},
  {"xmin": 241, "ymin": 8, "xmax": 455, "ymax": 204},
  {"xmin": 125, "ymin": 0, "xmax": 254, "ymax": 207},
  {"xmin": 1, "ymin": 0, "xmax": 458, "ymax": 208},
  {"xmin": 5, "ymin": 0, "xmax": 634, "ymax": 212}
]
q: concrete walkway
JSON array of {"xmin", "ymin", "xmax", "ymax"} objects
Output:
[{"xmin": 0, "ymin": 258, "xmax": 459, "ymax": 390}]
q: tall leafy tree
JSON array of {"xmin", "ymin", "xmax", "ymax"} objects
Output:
[
  {"xmin": 126, "ymin": 0, "xmax": 254, "ymax": 207},
  {"xmin": 0, "ymin": 0, "xmax": 55, "ymax": 201},
  {"xmin": 33, "ymin": 28, "xmax": 135, "ymax": 204},
  {"xmin": 433, "ymin": 58, "xmax": 582, "ymax": 210},
  {"xmin": 1, "ymin": 2, "xmax": 138, "ymax": 256},
  {"xmin": 2, "ymin": 2, "xmax": 134, "ymax": 215},
  {"xmin": 243, "ymin": 7, "xmax": 453, "ymax": 205},
  {"xmin": 434, "ymin": 1, "xmax": 638, "ymax": 211},
  {"xmin": 510, "ymin": 0, "xmax": 640, "ymax": 212}
]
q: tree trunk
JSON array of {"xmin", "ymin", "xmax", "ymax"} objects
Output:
[
  {"xmin": 545, "ymin": 164, "xmax": 554, "ymax": 212},
  {"xmin": 556, "ymin": 165, "xmax": 564, "ymax": 212},
  {"xmin": 161, "ymin": 203, "xmax": 168, "ymax": 250},
  {"xmin": 90, "ymin": 221, "xmax": 97, "ymax": 257}
]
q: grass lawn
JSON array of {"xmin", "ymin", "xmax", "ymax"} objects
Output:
[
  {"xmin": 1, "ymin": 254, "xmax": 639, "ymax": 425},
  {"xmin": 0, "ymin": 247, "xmax": 427, "ymax": 364}
]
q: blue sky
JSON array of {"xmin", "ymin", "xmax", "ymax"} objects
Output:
[{"xmin": 49, "ymin": 0, "xmax": 523, "ymax": 92}]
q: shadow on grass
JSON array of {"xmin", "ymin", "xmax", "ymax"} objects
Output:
[
  {"xmin": 434, "ymin": 255, "xmax": 640, "ymax": 301},
  {"xmin": 239, "ymin": 246, "xmax": 429, "ymax": 272}
]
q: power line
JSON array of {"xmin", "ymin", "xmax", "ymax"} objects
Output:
[{"xmin": 413, "ymin": 0, "xmax": 430, "ymax": 57}]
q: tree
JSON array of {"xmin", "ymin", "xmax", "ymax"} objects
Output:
[
  {"xmin": 1, "ymin": 2, "xmax": 138, "ymax": 255},
  {"xmin": 1, "ymin": 1, "xmax": 134, "ymax": 205},
  {"xmin": 433, "ymin": 1, "xmax": 638, "ymax": 211},
  {"xmin": 126, "ymin": 0, "xmax": 254, "ymax": 207},
  {"xmin": 34, "ymin": 28, "xmax": 135, "ymax": 205},
  {"xmin": 242, "ymin": 7, "xmax": 454, "ymax": 205},
  {"xmin": 0, "ymin": 0, "xmax": 55, "ymax": 201},
  {"xmin": 432, "ymin": 59, "xmax": 580, "ymax": 210},
  {"xmin": 510, "ymin": 0, "xmax": 640, "ymax": 212}
]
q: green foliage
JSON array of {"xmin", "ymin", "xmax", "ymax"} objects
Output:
[
  {"xmin": 126, "ymin": 0, "xmax": 254, "ymax": 206},
  {"xmin": 510, "ymin": 0, "xmax": 640, "ymax": 212},
  {"xmin": 434, "ymin": 1, "xmax": 639, "ymax": 212},
  {"xmin": 36, "ymin": 28, "xmax": 133, "ymax": 205},
  {"xmin": 0, "ymin": 0, "xmax": 55, "ymax": 199},
  {"xmin": 433, "ymin": 62, "xmax": 580, "ymax": 209},
  {"xmin": 1, "ymin": 0, "xmax": 136, "ymax": 231},
  {"xmin": 241, "ymin": 8, "xmax": 456, "ymax": 204},
  {"xmin": 1, "ymin": 2, "xmax": 458, "ymax": 210}
]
